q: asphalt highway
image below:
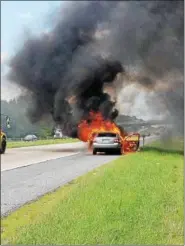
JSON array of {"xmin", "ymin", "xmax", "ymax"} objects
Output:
[
  {"xmin": 1, "ymin": 142, "xmax": 85, "ymax": 172},
  {"xmin": 1, "ymin": 136, "xmax": 158, "ymax": 217}
]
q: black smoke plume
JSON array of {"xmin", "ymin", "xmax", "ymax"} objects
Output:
[{"xmin": 8, "ymin": 1, "xmax": 184, "ymax": 136}]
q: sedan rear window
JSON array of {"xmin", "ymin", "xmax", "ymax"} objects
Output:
[{"xmin": 97, "ymin": 133, "xmax": 117, "ymax": 137}]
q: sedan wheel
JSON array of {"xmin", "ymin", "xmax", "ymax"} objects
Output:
[
  {"xmin": 93, "ymin": 149, "xmax": 97, "ymax": 155},
  {"xmin": 117, "ymin": 149, "xmax": 122, "ymax": 155},
  {"xmin": 0, "ymin": 140, "xmax": 6, "ymax": 154}
]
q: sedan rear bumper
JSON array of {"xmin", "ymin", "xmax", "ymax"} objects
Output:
[{"xmin": 92, "ymin": 143, "xmax": 121, "ymax": 149}]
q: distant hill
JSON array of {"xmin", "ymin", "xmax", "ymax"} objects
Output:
[
  {"xmin": 116, "ymin": 114, "xmax": 145, "ymax": 124},
  {"xmin": 116, "ymin": 114, "xmax": 170, "ymax": 134}
]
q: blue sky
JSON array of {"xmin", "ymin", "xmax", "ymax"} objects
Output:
[
  {"xmin": 1, "ymin": 1, "xmax": 62, "ymax": 100},
  {"xmin": 1, "ymin": 1, "xmax": 61, "ymax": 56}
]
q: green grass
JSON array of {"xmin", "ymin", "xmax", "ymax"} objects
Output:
[
  {"xmin": 143, "ymin": 136, "xmax": 184, "ymax": 155},
  {"xmin": 7, "ymin": 138, "xmax": 79, "ymax": 148},
  {"xmin": 2, "ymin": 139, "xmax": 184, "ymax": 245}
]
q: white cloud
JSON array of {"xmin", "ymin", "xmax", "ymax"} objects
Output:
[
  {"xmin": 18, "ymin": 12, "xmax": 33, "ymax": 20},
  {"xmin": 117, "ymin": 84, "xmax": 168, "ymax": 121},
  {"xmin": 1, "ymin": 73, "xmax": 22, "ymax": 101},
  {"xmin": 1, "ymin": 82, "xmax": 21, "ymax": 101},
  {"xmin": 1, "ymin": 52, "xmax": 8, "ymax": 64}
]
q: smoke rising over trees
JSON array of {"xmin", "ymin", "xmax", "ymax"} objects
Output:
[{"xmin": 7, "ymin": 1, "xmax": 184, "ymax": 136}]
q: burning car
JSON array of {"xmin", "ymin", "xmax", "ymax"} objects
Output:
[
  {"xmin": 92, "ymin": 132, "xmax": 122, "ymax": 155},
  {"xmin": 77, "ymin": 111, "xmax": 140, "ymax": 155},
  {"xmin": 122, "ymin": 133, "xmax": 140, "ymax": 153}
]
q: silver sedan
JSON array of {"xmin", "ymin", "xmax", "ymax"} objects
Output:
[{"xmin": 92, "ymin": 132, "xmax": 122, "ymax": 155}]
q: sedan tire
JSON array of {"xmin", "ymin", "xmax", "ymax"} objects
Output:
[
  {"xmin": 117, "ymin": 148, "xmax": 122, "ymax": 155},
  {"xmin": 93, "ymin": 149, "xmax": 97, "ymax": 155},
  {"xmin": 0, "ymin": 139, "xmax": 7, "ymax": 154}
]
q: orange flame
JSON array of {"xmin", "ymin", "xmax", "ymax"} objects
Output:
[
  {"xmin": 78, "ymin": 111, "xmax": 126, "ymax": 142},
  {"xmin": 77, "ymin": 111, "xmax": 140, "ymax": 154}
]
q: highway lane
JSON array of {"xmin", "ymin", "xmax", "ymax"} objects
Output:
[
  {"xmin": 1, "ymin": 142, "xmax": 86, "ymax": 171},
  {"xmin": 1, "ymin": 136, "xmax": 158, "ymax": 217},
  {"xmin": 1, "ymin": 151, "xmax": 120, "ymax": 217}
]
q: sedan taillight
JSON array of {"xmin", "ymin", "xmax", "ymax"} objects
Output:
[{"xmin": 114, "ymin": 138, "xmax": 120, "ymax": 143}]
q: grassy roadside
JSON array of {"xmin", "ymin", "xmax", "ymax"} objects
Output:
[
  {"xmin": 7, "ymin": 138, "xmax": 79, "ymax": 148},
  {"xmin": 2, "ymin": 138, "xmax": 184, "ymax": 245}
]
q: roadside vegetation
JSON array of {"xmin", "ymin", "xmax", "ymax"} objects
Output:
[
  {"xmin": 2, "ymin": 138, "xmax": 183, "ymax": 245},
  {"xmin": 7, "ymin": 138, "xmax": 79, "ymax": 148}
]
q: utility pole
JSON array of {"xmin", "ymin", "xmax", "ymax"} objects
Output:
[{"xmin": 141, "ymin": 134, "xmax": 146, "ymax": 147}]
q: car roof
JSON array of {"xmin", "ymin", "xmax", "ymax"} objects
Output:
[
  {"xmin": 25, "ymin": 134, "xmax": 37, "ymax": 137},
  {"xmin": 96, "ymin": 132, "xmax": 118, "ymax": 136}
]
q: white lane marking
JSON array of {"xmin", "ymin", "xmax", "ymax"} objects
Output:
[
  {"xmin": 7, "ymin": 142, "xmax": 85, "ymax": 151},
  {"xmin": 1, "ymin": 152, "xmax": 80, "ymax": 172}
]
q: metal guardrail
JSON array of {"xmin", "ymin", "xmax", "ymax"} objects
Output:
[{"xmin": 7, "ymin": 137, "xmax": 73, "ymax": 142}]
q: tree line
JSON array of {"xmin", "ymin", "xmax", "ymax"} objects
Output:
[
  {"xmin": 1, "ymin": 96, "xmax": 55, "ymax": 138},
  {"xmin": 1, "ymin": 95, "xmax": 148, "ymax": 139}
]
